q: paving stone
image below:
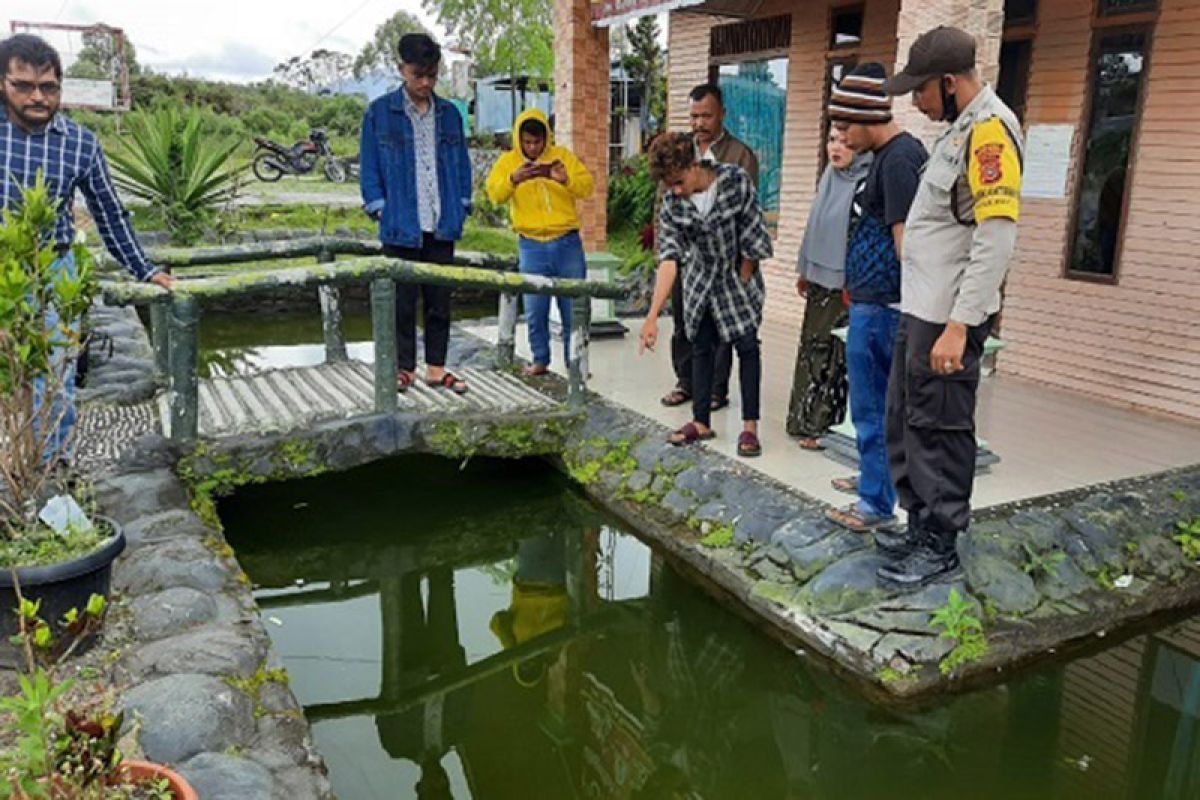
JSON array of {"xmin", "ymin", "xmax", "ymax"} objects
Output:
[
  {"xmin": 1061, "ymin": 509, "xmax": 1124, "ymax": 569},
  {"xmin": 1132, "ymin": 534, "xmax": 1189, "ymax": 582},
  {"xmin": 122, "ymin": 674, "xmax": 255, "ymax": 764},
  {"xmin": 114, "ymin": 537, "xmax": 234, "ymax": 595},
  {"xmin": 95, "ymin": 469, "xmax": 190, "ymax": 525},
  {"xmin": 964, "ymin": 554, "xmax": 1039, "ymax": 615},
  {"xmin": 1034, "ymin": 556, "xmax": 1095, "ymax": 602},
  {"xmin": 124, "ymin": 510, "xmax": 209, "ymax": 549},
  {"xmin": 873, "ymin": 631, "xmax": 956, "ymax": 664},
  {"xmin": 625, "ymin": 470, "xmax": 652, "ymax": 494},
  {"xmin": 803, "ymin": 553, "xmax": 890, "ymax": 614},
  {"xmin": 781, "ymin": 530, "xmax": 866, "ymax": 582},
  {"xmin": 661, "ymin": 489, "xmax": 696, "ymax": 517},
  {"xmin": 692, "ymin": 499, "xmax": 736, "ymax": 525},
  {"xmin": 178, "ymin": 753, "xmax": 272, "ymax": 800},
  {"xmin": 129, "ymin": 587, "xmax": 219, "ymax": 640},
  {"xmin": 770, "ymin": 516, "xmax": 839, "ymax": 552},
  {"xmin": 674, "ymin": 467, "xmax": 723, "ymax": 500},
  {"xmin": 122, "ymin": 624, "xmax": 267, "ymax": 681},
  {"xmin": 823, "ymin": 620, "xmax": 884, "ymax": 655},
  {"xmin": 734, "ymin": 504, "xmax": 804, "ymax": 545}
]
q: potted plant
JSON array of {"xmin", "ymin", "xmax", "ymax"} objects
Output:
[
  {"xmin": 0, "ymin": 588, "xmax": 197, "ymax": 799},
  {"xmin": 0, "ymin": 176, "xmax": 126, "ymax": 651}
]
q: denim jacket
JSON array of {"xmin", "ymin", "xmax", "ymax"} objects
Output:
[{"xmin": 359, "ymin": 89, "xmax": 472, "ymax": 247}]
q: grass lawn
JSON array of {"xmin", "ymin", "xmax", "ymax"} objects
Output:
[{"xmin": 131, "ymin": 202, "xmax": 518, "ymax": 258}]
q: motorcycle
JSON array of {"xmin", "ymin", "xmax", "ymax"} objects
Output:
[{"xmin": 252, "ymin": 128, "xmax": 348, "ymax": 183}]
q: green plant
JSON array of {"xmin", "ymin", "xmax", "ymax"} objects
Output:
[
  {"xmin": 0, "ymin": 583, "xmax": 157, "ymax": 798},
  {"xmin": 928, "ymin": 589, "xmax": 989, "ymax": 676},
  {"xmin": 0, "ymin": 178, "xmax": 99, "ymax": 542},
  {"xmin": 1174, "ymin": 516, "xmax": 1200, "ymax": 562},
  {"xmin": 1021, "ymin": 543, "xmax": 1066, "ymax": 577},
  {"xmin": 607, "ymin": 156, "xmax": 656, "ymax": 231},
  {"xmin": 108, "ymin": 108, "xmax": 246, "ymax": 246},
  {"xmin": 699, "ymin": 523, "xmax": 735, "ymax": 549}
]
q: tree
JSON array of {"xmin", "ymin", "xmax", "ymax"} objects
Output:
[
  {"xmin": 273, "ymin": 49, "xmax": 354, "ymax": 93},
  {"xmin": 622, "ymin": 16, "xmax": 665, "ymax": 130},
  {"xmin": 353, "ymin": 11, "xmax": 436, "ymax": 80},
  {"xmin": 65, "ymin": 27, "xmax": 140, "ymax": 82},
  {"xmin": 422, "ymin": 0, "xmax": 553, "ymax": 82}
]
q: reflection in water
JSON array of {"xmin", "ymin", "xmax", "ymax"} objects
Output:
[{"xmin": 221, "ymin": 457, "xmax": 1200, "ymax": 800}]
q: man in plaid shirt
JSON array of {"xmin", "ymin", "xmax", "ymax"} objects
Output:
[
  {"xmin": 1, "ymin": 34, "xmax": 173, "ymax": 460},
  {"xmin": 639, "ymin": 133, "xmax": 773, "ymax": 458}
]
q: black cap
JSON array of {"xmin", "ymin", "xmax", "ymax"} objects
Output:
[{"xmin": 885, "ymin": 26, "xmax": 976, "ymax": 95}]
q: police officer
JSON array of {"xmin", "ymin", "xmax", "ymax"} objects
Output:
[{"xmin": 875, "ymin": 27, "xmax": 1024, "ymax": 588}]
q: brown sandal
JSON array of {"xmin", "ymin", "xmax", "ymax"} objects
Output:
[
  {"xmin": 396, "ymin": 370, "xmax": 416, "ymax": 393},
  {"xmin": 428, "ymin": 371, "xmax": 468, "ymax": 395},
  {"xmin": 831, "ymin": 476, "xmax": 858, "ymax": 495},
  {"xmin": 668, "ymin": 422, "xmax": 715, "ymax": 446},
  {"xmin": 523, "ymin": 364, "xmax": 550, "ymax": 377},
  {"xmin": 737, "ymin": 431, "xmax": 762, "ymax": 458}
]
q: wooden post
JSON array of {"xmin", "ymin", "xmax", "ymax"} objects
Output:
[
  {"xmin": 149, "ymin": 301, "xmax": 169, "ymax": 376},
  {"xmin": 167, "ymin": 294, "xmax": 199, "ymax": 441},
  {"xmin": 317, "ymin": 246, "xmax": 348, "ymax": 362},
  {"xmin": 496, "ymin": 292, "xmax": 519, "ymax": 369},
  {"xmin": 568, "ymin": 294, "xmax": 590, "ymax": 407},
  {"xmin": 371, "ymin": 278, "xmax": 397, "ymax": 413}
]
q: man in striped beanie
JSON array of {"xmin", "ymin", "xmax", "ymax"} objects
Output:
[{"xmin": 824, "ymin": 63, "xmax": 929, "ymax": 535}]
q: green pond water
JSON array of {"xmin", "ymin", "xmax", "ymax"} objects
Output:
[
  {"xmin": 202, "ymin": 314, "xmax": 1200, "ymax": 799},
  {"xmin": 220, "ymin": 456, "xmax": 1200, "ymax": 800}
]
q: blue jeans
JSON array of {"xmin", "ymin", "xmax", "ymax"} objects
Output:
[
  {"xmin": 518, "ymin": 231, "xmax": 586, "ymax": 367},
  {"xmin": 33, "ymin": 254, "xmax": 78, "ymax": 463},
  {"xmin": 847, "ymin": 302, "xmax": 900, "ymax": 517}
]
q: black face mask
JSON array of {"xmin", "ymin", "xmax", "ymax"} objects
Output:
[{"xmin": 940, "ymin": 78, "xmax": 960, "ymax": 122}]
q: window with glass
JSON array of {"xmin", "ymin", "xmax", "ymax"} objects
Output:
[
  {"xmin": 1068, "ymin": 30, "xmax": 1150, "ymax": 278},
  {"xmin": 830, "ymin": 6, "xmax": 864, "ymax": 49},
  {"xmin": 1099, "ymin": 0, "xmax": 1157, "ymax": 16},
  {"xmin": 717, "ymin": 58, "xmax": 789, "ymax": 230},
  {"xmin": 1004, "ymin": 0, "xmax": 1038, "ymax": 27}
]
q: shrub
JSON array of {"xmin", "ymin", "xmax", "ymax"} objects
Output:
[
  {"xmin": 107, "ymin": 108, "xmax": 247, "ymax": 246},
  {"xmin": 607, "ymin": 155, "xmax": 656, "ymax": 231}
]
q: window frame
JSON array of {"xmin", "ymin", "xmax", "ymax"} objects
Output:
[
  {"xmin": 828, "ymin": 3, "xmax": 866, "ymax": 52},
  {"xmin": 1063, "ymin": 20, "xmax": 1157, "ymax": 284}
]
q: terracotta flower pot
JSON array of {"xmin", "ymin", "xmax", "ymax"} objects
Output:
[{"xmin": 120, "ymin": 760, "xmax": 199, "ymax": 800}]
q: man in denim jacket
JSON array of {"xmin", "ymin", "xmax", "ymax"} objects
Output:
[{"xmin": 360, "ymin": 34, "xmax": 473, "ymax": 394}]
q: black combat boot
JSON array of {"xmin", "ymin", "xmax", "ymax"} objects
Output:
[
  {"xmin": 874, "ymin": 522, "xmax": 922, "ymax": 560},
  {"xmin": 877, "ymin": 530, "xmax": 961, "ymax": 589}
]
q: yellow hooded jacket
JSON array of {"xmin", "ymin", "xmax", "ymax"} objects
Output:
[{"xmin": 485, "ymin": 108, "xmax": 594, "ymax": 242}]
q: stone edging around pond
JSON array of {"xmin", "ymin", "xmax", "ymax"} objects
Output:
[
  {"xmin": 75, "ymin": 304, "xmax": 335, "ymax": 800},
  {"xmin": 541, "ymin": 386, "xmax": 1200, "ymax": 700}
]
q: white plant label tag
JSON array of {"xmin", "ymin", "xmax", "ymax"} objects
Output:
[{"xmin": 38, "ymin": 495, "xmax": 94, "ymax": 537}]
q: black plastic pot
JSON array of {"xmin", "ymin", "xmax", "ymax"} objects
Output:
[{"xmin": 0, "ymin": 517, "xmax": 126, "ymax": 658}]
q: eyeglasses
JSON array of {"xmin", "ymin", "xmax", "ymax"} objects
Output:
[{"xmin": 4, "ymin": 78, "xmax": 63, "ymax": 96}]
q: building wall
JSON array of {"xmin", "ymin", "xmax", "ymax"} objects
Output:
[
  {"xmin": 665, "ymin": 0, "xmax": 1200, "ymax": 422},
  {"xmin": 1001, "ymin": 0, "xmax": 1200, "ymax": 421},
  {"xmin": 667, "ymin": 0, "xmax": 902, "ymax": 354}
]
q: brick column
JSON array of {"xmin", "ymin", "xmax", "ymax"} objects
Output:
[
  {"xmin": 554, "ymin": 0, "xmax": 609, "ymax": 251},
  {"xmin": 893, "ymin": 0, "xmax": 1005, "ymax": 146}
]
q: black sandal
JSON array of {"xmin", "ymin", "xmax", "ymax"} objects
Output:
[{"xmin": 661, "ymin": 387, "xmax": 691, "ymax": 407}]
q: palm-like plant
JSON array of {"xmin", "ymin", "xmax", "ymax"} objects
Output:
[{"xmin": 107, "ymin": 108, "xmax": 245, "ymax": 245}]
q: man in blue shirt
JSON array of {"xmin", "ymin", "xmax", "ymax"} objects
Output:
[
  {"xmin": 1, "ymin": 34, "xmax": 173, "ymax": 461},
  {"xmin": 359, "ymin": 34, "xmax": 473, "ymax": 395}
]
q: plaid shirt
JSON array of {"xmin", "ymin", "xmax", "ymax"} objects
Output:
[
  {"xmin": 657, "ymin": 164, "xmax": 773, "ymax": 342},
  {"xmin": 1, "ymin": 112, "xmax": 156, "ymax": 281},
  {"xmin": 403, "ymin": 89, "xmax": 440, "ymax": 234}
]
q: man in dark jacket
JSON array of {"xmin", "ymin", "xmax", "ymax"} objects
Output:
[
  {"xmin": 659, "ymin": 84, "xmax": 759, "ymax": 414},
  {"xmin": 360, "ymin": 34, "xmax": 473, "ymax": 394}
]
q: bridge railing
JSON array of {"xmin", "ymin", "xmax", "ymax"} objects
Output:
[{"xmin": 99, "ymin": 236, "xmax": 627, "ymax": 441}]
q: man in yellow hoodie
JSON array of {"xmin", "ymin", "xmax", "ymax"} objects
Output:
[{"xmin": 486, "ymin": 108, "xmax": 594, "ymax": 375}]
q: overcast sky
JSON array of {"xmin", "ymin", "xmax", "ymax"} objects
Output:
[{"xmin": 7, "ymin": 0, "xmax": 447, "ymax": 83}]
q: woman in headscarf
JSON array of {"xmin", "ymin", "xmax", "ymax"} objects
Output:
[{"xmin": 787, "ymin": 128, "xmax": 873, "ymax": 450}]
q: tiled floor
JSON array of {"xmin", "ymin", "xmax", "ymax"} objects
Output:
[{"xmin": 473, "ymin": 315, "xmax": 1200, "ymax": 511}]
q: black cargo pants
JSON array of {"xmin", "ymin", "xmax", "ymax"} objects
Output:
[{"xmin": 886, "ymin": 313, "xmax": 993, "ymax": 543}]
